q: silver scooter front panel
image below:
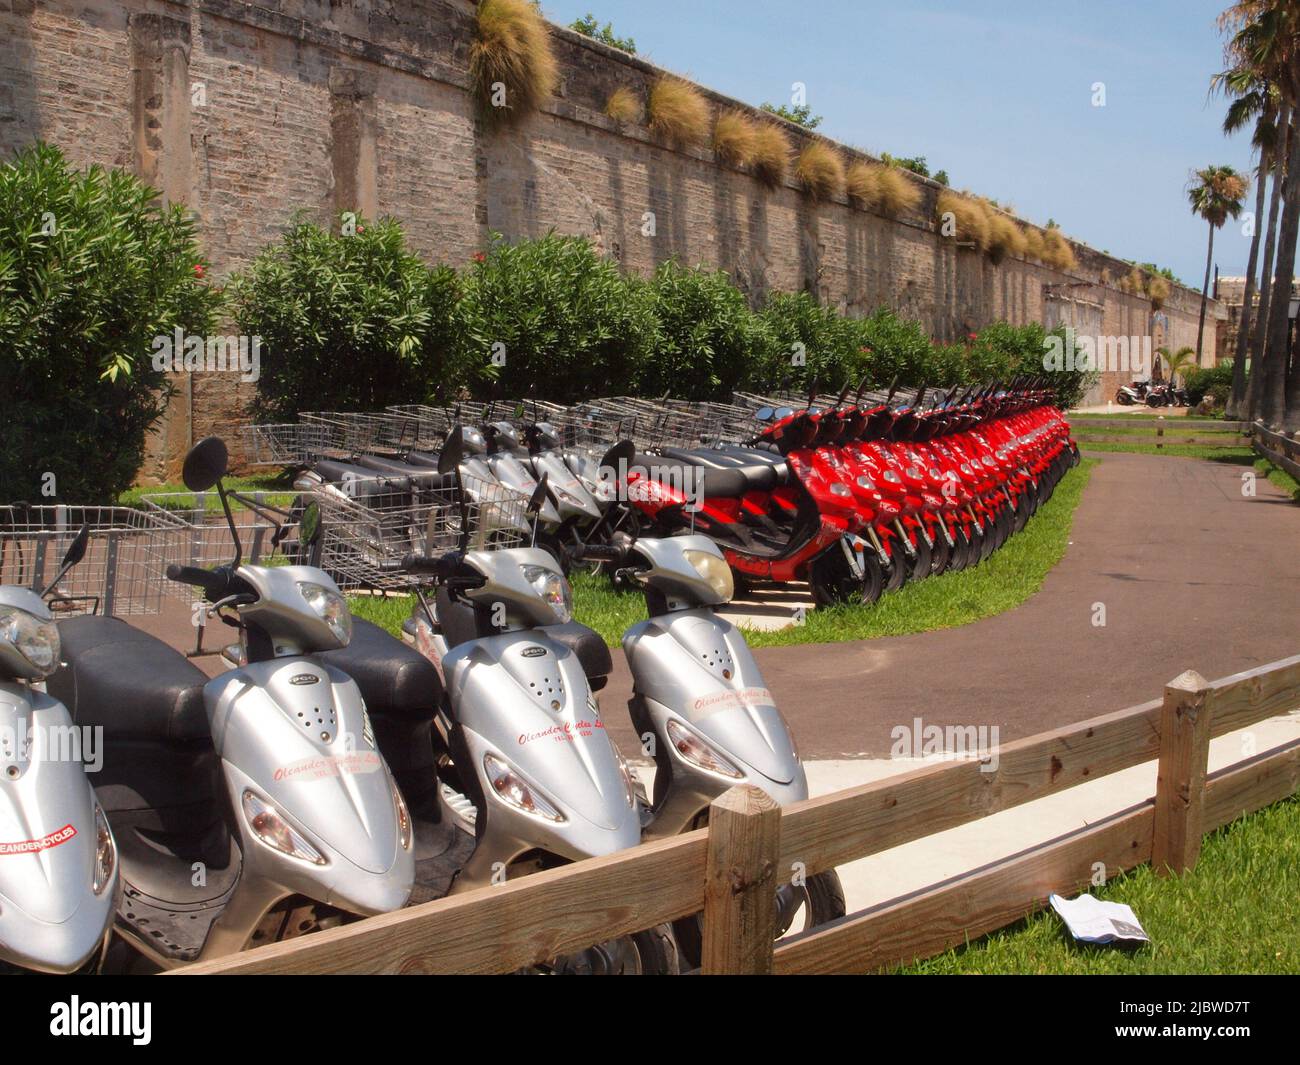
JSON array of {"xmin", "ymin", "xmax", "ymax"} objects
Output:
[
  {"xmin": 0, "ymin": 683, "xmax": 116, "ymax": 972},
  {"xmin": 624, "ymin": 609, "xmax": 807, "ymax": 836},
  {"xmin": 442, "ymin": 631, "xmax": 640, "ymax": 870},
  {"xmin": 204, "ymin": 659, "xmax": 413, "ymax": 916}
]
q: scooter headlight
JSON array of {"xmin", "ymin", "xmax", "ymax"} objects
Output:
[
  {"xmin": 682, "ymin": 549, "xmax": 734, "ymax": 602},
  {"xmin": 521, "ymin": 564, "xmax": 572, "ymax": 623},
  {"xmin": 0, "ymin": 606, "xmax": 60, "ymax": 675},
  {"xmin": 482, "ymin": 753, "xmax": 566, "ymax": 822},
  {"xmin": 391, "ymin": 776, "xmax": 413, "ymax": 852},
  {"xmin": 241, "ymin": 790, "xmax": 327, "ymax": 865},
  {"xmin": 92, "ymin": 803, "xmax": 116, "ymax": 895},
  {"xmin": 666, "ymin": 719, "xmax": 744, "ymax": 780},
  {"xmin": 297, "ymin": 581, "xmax": 352, "ymax": 646}
]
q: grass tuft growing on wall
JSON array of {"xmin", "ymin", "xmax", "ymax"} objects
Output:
[
  {"xmin": 604, "ymin": 85, "xmax": 641, "ymax": 124},
  {"xmin": 1042, "ymin": 227, "xmax": 1077, "ymax": 272},
  {"xmin": 936, "ymin": 190, "xmax": 991, "ymax": 251},
  {"xmin": 1022, "ymin": 226, "xmax": 1045, "ymax": 262},
  {"xmin": 469, "ymin": 0, "xmax": 558, "ymax": 122},
  {"xmin": 847, "ymin": 162, "xmax": 920, "ymax": 216},
  {"xmin": 713, "ymin": 108, "xmax": 758, "ymax": 167},
  {"xmin": 985, "ymin": 203, "xmax": 1027, "ymax": 263},
  {"xmin": 648, "ymin": 77, "xmax": 711, "ymax": 146},
  {"xmin": 795, "ymin": 141, "xmax": 845, "ymax": 201},
  {"xmin": 750, "ymin": 122, "xmax": 791, "ymax": 186}
]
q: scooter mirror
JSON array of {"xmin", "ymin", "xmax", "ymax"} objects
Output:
[
  {"xmin": 61, "ymin": 523, "xmax": 90, "ymax": 568},
  {"xmin": 526, "ymin": 472, "xmax": 550, "ymax": 519},
  {"xmin": 438, "ymin": 426, "xmax": 465, "ymax": 475},
  {"xmin": 182, "ymin": 436, "xmax": 229, "ymax": 493},
  {"xmin": 299, "ymin": 501, "xmax": 323, "ymax": 548}
]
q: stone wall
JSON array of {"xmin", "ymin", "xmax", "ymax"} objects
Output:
[{"xmin": 0, "ymin": 0, "xmax": 1222, "ymax": 478}]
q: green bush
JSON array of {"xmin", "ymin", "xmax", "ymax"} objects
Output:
[
  {"xmin": 753, "ymin": 291, "xmax": 871, "ymax": 396},
  {"xmin": 0, "ymin": 143, "xmax": 221, "ymax": 502},
  {"xmin": 1185, "ymin": 360, "xmax": 1233, "ymax": 408},
  {"xmin": 459, "ymin": 232, "xmax": 655, "ymax": 403},
  {"xmin": 230, "ymin": 215, "xmax": 469, "ymax": 420},
  {"xmin": 638, "ymin": 261, "xmax": 773, "ymax": 399},
  {"xmin": 858, "ymin": 308, "xmax": 951, "ymax": 389}
]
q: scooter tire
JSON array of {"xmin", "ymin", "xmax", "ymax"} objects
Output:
[
  {"xmin": 929, "ymin": 530, "xmax": 952, "ymax": 576},
  {"xmin": 907, "ymin": 533, "xmax": 933, "ymax": 582}
]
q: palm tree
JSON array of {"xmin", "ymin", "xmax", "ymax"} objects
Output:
[
  {"xmin": 1159, "ymin": 346, "xmax": 1198, "ymax": 388},
  {"xmin": 1187, "ymin": 165, "xmax": 1248, "ymax": 366},
  {"xmin": 1212, "ymin": 66, "xmax": 1281, "ymax": 417},
  {"xmin": 1221, "ymin": 1, "xmax": 1300, "ymax": 427}
]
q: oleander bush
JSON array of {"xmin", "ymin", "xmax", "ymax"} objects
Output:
[
  {"xmin": 458, "ymin": 231, "xmax": 657, "ymax": 403},
  {"xmin": 0, "ymin": 143, "xmax": 222, "ymax": 502},
  {"xmin": 230, "ymin": 215, "xmax": 471, "ymax": 420}
]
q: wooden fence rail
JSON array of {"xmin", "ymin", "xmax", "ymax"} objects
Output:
[
  {"xmin": 1071, "ymin": 416, "xmax": 1249, "ymax": 449},
  {"xmin": 1252, "ymin": 421, "xmax": 1300, "ymax": 482},
  {"xmin": 173, "ymin": 653, "xmax": 1300, "ymax": 975}
]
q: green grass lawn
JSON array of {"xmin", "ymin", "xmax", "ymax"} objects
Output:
[
  {"xmin": 1255, "ymin": 456, "xmax": 1300, "ymax": 502},
  {"xmin": 902, "ymin": 793, "xmax": 1300, "ymax": 975},
  {"xmin": 351, "ymin": 460, "xmax": 1095, "ymax": 648},
  {"xmin": 118, "ymin": 474, "xmax": 296, "ymax": 511}
]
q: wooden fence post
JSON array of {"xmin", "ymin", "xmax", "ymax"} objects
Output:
[
  {"xmin": 701, "ymin": 785, "xmax": 781, "ymax": 974},
  {"xmin": 1152, "ymin": 670, "xmax": 1213, "ymax": 875}
]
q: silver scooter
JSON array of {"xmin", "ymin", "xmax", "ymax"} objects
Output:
[
  {"xmin": 0, "ymin": 527, "xmax": 119, "ymax": 973},
  {"xmin": 50, "ymin": 439, "xmax": 414, "ymax": 969},
  {"xmin": 572, "ymin": 446, "xmax": 845, "ymax": 956}
]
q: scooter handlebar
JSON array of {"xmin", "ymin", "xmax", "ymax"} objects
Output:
[{"xmin": 165, "ymin": 563, "xmax": 241, "ymax": 601}]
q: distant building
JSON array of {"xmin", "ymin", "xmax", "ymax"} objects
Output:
[{"xmin": 1214, "ymin": 275, "xmax": 1300, "ymax": 366}]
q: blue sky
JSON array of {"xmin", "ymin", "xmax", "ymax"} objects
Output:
[{"xmin": 541, "ymin": 0, "xmax": 1257, "ymax": 288}]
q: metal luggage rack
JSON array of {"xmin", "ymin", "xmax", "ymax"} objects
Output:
[
  {"xmin": 299, "ymin": 411, "xmax": 423, "ymax": 456},
  {"xmin": 309, "ymin": 471, "xmax": 528, "ymax": 592},
  {"xmin": 140, "ymin": 491, "xmax": 301, "ymax": 603},
  {"xmin": 0, "ymin": 504, "xmax": 180, "ymax": 617},
  {"xmin": 383, "ymin": 403, "xmax": 495, "ymax": 450},
  {"xmin": 240, "ymin": 421, "xmax": 341, "ymax": 467},
  {"xmin": 553, "ymin": 401, "xmax": 639, "ymax": 448}
]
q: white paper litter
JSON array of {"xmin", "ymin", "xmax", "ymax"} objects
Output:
[{"xmin": 1048, "ymin": 892, "xmax": 1149, "ymax": 944}]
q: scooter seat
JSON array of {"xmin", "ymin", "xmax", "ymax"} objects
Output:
[
  {"xmin": 47, "ymin": 616, "xmax": 210, "ymax": 742},
  {"xmin": 314, "ymin": 618, "xmax": 441, "ymax": 719},
  {"xmin": 436, "ymin": 588, "xmax": 612, "ymax": 690},
  {"xmin": 633, "ymin": 454, "xmax": 749, "ymax": 499},
  {"xmin": 658, "ymin": 447, "xmax": 788, "ymax": 491},
  {"xmin": 353, "ymin": 455, "xmax": 457, "ymax": 488}
]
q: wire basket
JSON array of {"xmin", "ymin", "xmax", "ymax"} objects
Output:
[
  {"xmin": 310, "ymin": 471, "xmax": 528, "ymax": 591},
  {"xmin": 299, "ymin": 411, "xmax": 423, "ymax": 455},
  {"xmin": 0, "ymin": 505, "xmax": 179, "ymax": 616},
  {"xmin": 240, "ymin": 422, "xmax": 340, "ymax": 466},
  {"xmin": 141, "ymin": 491, "xmax": 300, "ymax": 602}
]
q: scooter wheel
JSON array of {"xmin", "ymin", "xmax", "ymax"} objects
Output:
[
  {"xmin": 907, "ymin": 533, "xmax": 932, "ymax": 582},
  {"xmin": 810, "ymin": 548, "xmax": 876, "ymax": 606},
  {"xmin": 929, "ymin": 532, "xmax": 952, "ymax": 577}
]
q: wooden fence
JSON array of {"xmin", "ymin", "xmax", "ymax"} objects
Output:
[
  {"xmin": 1252, "ymin": 421, "xmax": 1300, "ymax": 482},
  {"xmin": 1071, "ymin": 417, "xmax": 1250, "ymax": 449},
  {"xmin": 172, "ymin": 654, "xmax": 1300, "ymax": 975}
]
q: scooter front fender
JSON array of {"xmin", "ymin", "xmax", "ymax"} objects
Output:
[
  {"xmin": 443, "ymin": 632, "xmax": 641, "ymax": 866},
  {"xmin": 205, "ymin": 659, "xmax": 413, "ymax": 915},
  {"xmin": 623, "ymin": 610, "xmax": 806, "ymax": 821},
  {"xmin": 0, "ymin": 685, "xmax": 115, "ymax": 972}
]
